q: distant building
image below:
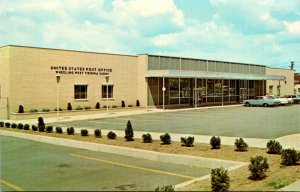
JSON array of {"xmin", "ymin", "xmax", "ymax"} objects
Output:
[{"xmin": 0, "ymin": 45, "xmax": 294, "ymax": 119}]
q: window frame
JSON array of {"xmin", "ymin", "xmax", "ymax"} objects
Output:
[
  {"xmin": 74, "ymin": 84, "xmax": 88, "ymax": 100},
  {"xmin": 102, "ymin": 84, "xmax": 114, "ymax": 99}
]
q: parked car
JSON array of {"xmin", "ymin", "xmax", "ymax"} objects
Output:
[
  {"xmin": 243, "ymin": 96, "xmax": 281, "ymax": 107},
  {"xmin": 271, "ymin": 96, "xmax": 293, "ymax": 105},
  {"xmin": 286, "ymin": 94, "xmax": 300, "ymax": 104}
]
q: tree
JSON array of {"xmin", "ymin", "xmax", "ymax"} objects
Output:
[{"xmin": 124, "ymin": 120, "xmax": 134, "ymax": 141}]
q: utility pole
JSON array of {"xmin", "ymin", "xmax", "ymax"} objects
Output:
[{"xmin": 290, "ymin": 61, "xmax": 295, "ymax": 70}]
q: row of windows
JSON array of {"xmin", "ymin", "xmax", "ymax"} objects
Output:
[
  {"xmin": 148, "ymin": 56, "xmax": 266, "ymax": 75},
  {"xmin": 74, "ymin": 85, "xmax": 113, "ymax": 100}
]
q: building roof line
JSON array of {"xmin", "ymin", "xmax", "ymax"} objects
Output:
[{"xmin": 0, "ymin": 45, "xmax": 138, "ymax": 58}]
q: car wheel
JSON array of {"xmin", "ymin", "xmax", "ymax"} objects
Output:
[
  {"xmin": 245, "ymin": 102, "xmax": 250, "ymax": 107},
  {"xmin": 263, "ymin": 103, "xmax": 268, "ymax": 107}
]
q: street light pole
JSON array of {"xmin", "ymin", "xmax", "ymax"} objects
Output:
[
  {"xmin": 105, "ymin": 75, "xmax": 110, "ymax": 114},
  {"xmin": 56, "ymin": 74, "xmax": 61, "ymax": 121}
]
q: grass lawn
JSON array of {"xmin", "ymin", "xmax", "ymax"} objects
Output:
[{"xmin": 1, "ymin": 127, "xmax": 300, "ymax": 191}]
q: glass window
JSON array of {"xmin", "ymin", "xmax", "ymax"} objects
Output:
[
  {"xmin": 269, "ymin": 85, "xmax": 273, "ymax": 94},
  {"xmin": 74, "ymin": 85, "xmax": 87, "ymax": 99},
  {"xmin": 102, "ymin": 85, "xmax": 114, "ymax": 98},
  {"xmin": 169, "ymin": 78, "xmax": 179, "ymax": 98},
  {"xmin": 180, "ymin": 79, "xmax": 191, "ymax": 98}
]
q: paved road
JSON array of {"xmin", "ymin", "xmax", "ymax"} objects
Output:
[
  {"xmin": 0, "ymin": 136, "xmax": 211, "ymax": 191},
  {"xmin": 52, "ymin": 105, "xmax": 300, "ymax": 139}
]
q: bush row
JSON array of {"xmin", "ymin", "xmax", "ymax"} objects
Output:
[
  {"xmin": 1, "ymin": 120, "xmax": 299, "ymax": 168},
  {"xmin": 17, "ymin": 100, "xmax": 141, "ymax": 113}
]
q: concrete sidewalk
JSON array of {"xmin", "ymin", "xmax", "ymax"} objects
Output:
[
  {"xmin": 278, "ymin": 180, "xmax": 300, "ymax": 191},
  {"xmin": 6, "ymin": 104, "xmax": 242, "ymax": 124}
]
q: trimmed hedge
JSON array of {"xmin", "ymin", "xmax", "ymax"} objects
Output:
[
  {"xmin": 95, "ymin": 102, "xmax": 100, "ymax": 109},
  {"xmin": 17, "ymin": 123, "xmax": 24, "ymax": 129},
  {"xmin": 67, "ymin": 103, "xmax": 72, "ymax": 110},
  {"xmin": 266, "ymin": 140, "xmax": 282, "ymax": 154},
  {"xmin": 180, "ymin": 136, "xmax": 194, "ymax": 147},
  {"xmin": 124, "ymin": 120, "xmax": 134, "ymax": 141},
  {"xmin": 107, "ymin": 131, "xmax": 116, "ymax": 139},
  {"xmin": 0, "ymin": 121, "xmax": 4, "ymax": 127},
  {"xmin": 234, "ymin": 138, "xmax": 248, "ymax": 152},
  {"xmin": 24, "ymin": 124, "xmax": 30, "ymax": 130},
  {"xmin": 211, "ymin": 167, "xmax": 230, "ymax": 192},
  {"xmin": 281, "ymin": 148, "xmax": 300, "ymax": 166},
  {"xmin": 18, "ymin": 105, "xmax": 24, "ymax": 113},
  {"xmin": 56, "ymin": 127, "xmax": 63, "ymax": 134},
  {"xmin": 76, "ymin": 106, "xmax": 83, "ymax": 110},
  {"xmin": 38, "ymin": 117, "xmax": 45, "ymax": 132},
  {"xmin": 32, "ymin": 125, "xmax": 38, "ymax": 131},
  {"xmin": 43, "ymin": 108, "xmax": 50, "ymax": 112},
  {"xmin": 46, "ymin": 126, "xmax": 53, "ymax": 133},
  {"xmin": 30, "ymin": 108, "xmax": 38, "ymax": 113},
  {"xmin": 67, "ymin": 127, "xmax": 75, "ymax": 135},
  {"xmin": 121, "ymin": 100, "xmax": 125, "ymax": 107},
  {"xmin": 136, "ymin": 100, "xmax": 140, "ymax": 107},
  {"xmin": 94, "ymin": 129, "xmax": 101, "ymax": 138},
  {"xmin": 160, "ymin": 133, "xmax": 171, "ymax": 145},
  {"xmin": 5, "ymin": 122, "xmax": 10, "ymax": 128},
  {"xmin": 249, "ymin": 156, "xmax": 269, "ymax": 180},
  {"xmin": 11, "ymin": 123, "xmax": 17, "ymax": 128},
  {"xmin": 210, "ymin": 136, "xmax": 221, "ymax": 149},
  {"xmin": 142, "ymin": 133, "xmax": 153, "ymax": 143},
  {"xmin": 81, "ymin": 129, "xmax": 89, "ymax": 136}
]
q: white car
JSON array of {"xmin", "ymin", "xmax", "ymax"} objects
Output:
[
  {"xmin": 243, "ymin": 96, "xmax": 281, "ymax": 107},
  {"xmin": 272, "ymin": 96, "xmax": 293, "ymax": 105}
]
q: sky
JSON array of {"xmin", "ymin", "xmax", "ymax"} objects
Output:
[{"xmin": 1, "ymin": 0, "xmax": 300, "ymax": 72}]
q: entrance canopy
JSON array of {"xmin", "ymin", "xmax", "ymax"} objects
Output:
[{"xmin": 147, "ymin": 70, "xmax": 285, "ymax": 80}]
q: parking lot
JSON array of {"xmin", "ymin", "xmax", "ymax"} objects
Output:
[
  {"xmin": 52, "ymin": 105, "xmax": 300, "ymax": 139},
  {"xmin": 0, "ymin": 136, "xmax": 211, "ymax": 191}
]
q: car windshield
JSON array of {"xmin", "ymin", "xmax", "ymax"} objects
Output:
[
  {"xmin": 266, "ymin": 96, "xmax": 274, "ymax": 99},
  {"xmin": 274, "ymin": 96, "xmax": 280, "ymax": 99}
]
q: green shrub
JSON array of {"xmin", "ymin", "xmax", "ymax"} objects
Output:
[
  {"xmin": 18, "ymin": 105, "xmax": 24, "ymax": 113},
  {"xmin": 67, "ymin": 103, "xmax": 72, "ymax": 110},
  {"xmin": 124, "ymin": 120, "xmax": 134, "ymax": 141},
  {"xmin": 56, "ymin": 127, "xmax": 63, "ymax": 134},
  {"xmin": 121, "ymin": 100, "xmax": 125, "ymax": 107},
  {"xmin": 76, "ymin": 106, "xmax": 83, "ymax": 110},
  {"xmin": 81, "ymin": 129, "xmax": 89, "ymax": 136},
  {"xmin": 94, "ymin": 129, "xmax": 101, "ymax": 138},
  {"xmin": 0, "ymin": 121, "xmax": 4, "ymax": 127},
  {"xmin": 5, "ymin": 122, "xmax": 10, "ymax": 128},
  {"xmin": 46, "ymin": 126, "xmax": 53, "ymax": 133},
  {"xmin": 154, "ymin": 185, "xmax": 174, "ymax": 192},
  {"xmin": 38, "ymin": 117, "xmax": 45, "ymax": 132},
  {"xmin": 266, "ymin": 140, "xmax": 282, "ymax": 154},
  {"xmin": 84, "ymin": 106, "xmax": 91, "ymax": 110},
  {"xmin": 95, "ymin": 102, "xmax": 100, "ymax": 109},
  {"xmin": 42, "ymin": 108, "xmax": 50, "ymax": 112},
  {"xmin": 128, "ymin": 104, "xmax": 133, "ymax": 107},
  {"xmin": 17, "ymin": 123, "xmax": 24, "ymax": 129},
  {"xmin": 210, "ymin": 136, "xmax": 221, "ymax": 149},
  {"xmin": 142, "ymin": 133, "xmax": 152, "ymax": 143},
  {"xmin": 268, "ymin": 181, "xmax": 288, "ymax": 189},
  {"xmin": 30, "ymin": 108, "xmax": 38, "ymax": 113},
  {"xmin": 67, "ymin": 127, "xmax": 75, "ymax": 135},
  {"xmin": 24, "ymin": 124, "xmax": 30, "ymax": 130},
  {"xmin": 103, "ymin": 105, "xmax": 110, "ymax": 108},
  {"xmin": 11, "ymin": 123, "xmax": 17, "ymax": 128},
  {"xmin": 211, "ymin": 167, "xmax": 230, "ymax": 192},
  {"xmin": 107, "ymin": 131, "xmax": 116, "ymax": 139},
  {"xmin": 136, "ymin": 100, "xmax": 140, "ymax": 107},
  {"xmin": 54, "ymin": 107, "xmax": 63, "ymax": 111},
  {"xmin": 160, "ymin": 133, "xmax": 171, "ymax": 145},
  {"xmin": 234, "ymin": 138, "xmax": 248, "ymax": 152},
  {"xmin": 248, "ymin": 156, "xmax": 269, "ymax": 180},
  {"xmin": 281, "ymin": 148, "xmax": 300, "ymax": 166},
  {"xmin": 180, "ymin": 136, "xmax": 194, "ymax": 147},
  {"xmin": 112, "ymin": 105, "xmax": 118, "ymax": 108},
  {"xmin": 32, "ymin": 125, "xmax": 38, "ymax": 131}
]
